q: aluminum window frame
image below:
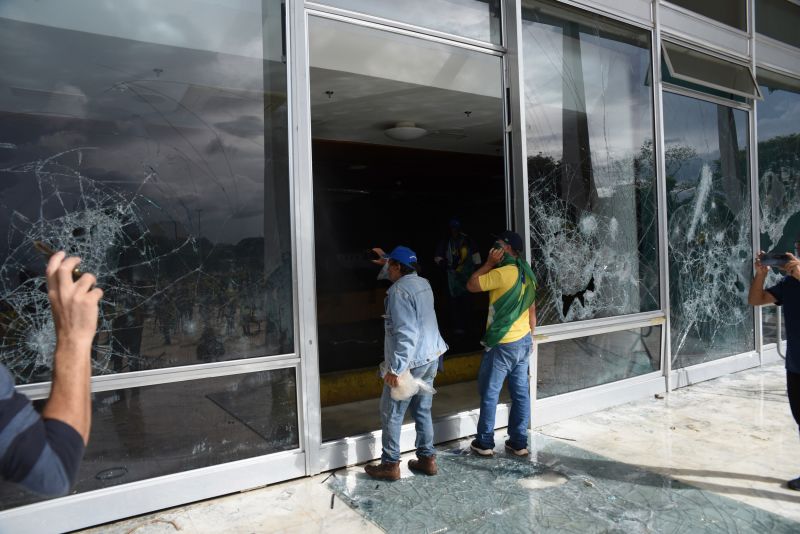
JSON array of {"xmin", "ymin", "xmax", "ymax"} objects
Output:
[
  {"xmin": 661, "ymin": 0, "xmax": 750, "ymax": 35},
  {"xmin": 1, "ymin": 2, "xmax": 309, "ymax": 527},
  {"xmin": 659, "ymin": 86, "xmax": 759, "ymax": 373},
  {"xmin": 652, "ymin": 0, "xmax": 672, "ymax": 392},
  {"xmin": 16, "ymin": 354, "xmax": 300, "ymax": 400},
  {"xmin": 9, "ymin": 0, "xmax": 305, "ymax": 404},
  {"xmin": 754, "ymin": 0, "xmax": 800, "ymax": 50},
  {"xmin": 750, "ymin": 28, "xmax": 763, "ymax": 364},
  {"xmin": 548, "ymin": 0, "xmax": 653, "ymax": 28},
  {"xmin": 752, "ymin": 65, "xmax": 800, "ymax": 363},
  {"xmin": 295, "ymin": 5, "xmax": 510, "ymax": 475},
  {"xmin": 304, "ymin": 1, "xmax": 507, "ymax": 52},
  {"xmin": 8, "ymin": 0, "xmax": 800, "ymax": 527},
  {"xmin": 662, "ymin": 39, "xmax": 763, "ymax": 100}
]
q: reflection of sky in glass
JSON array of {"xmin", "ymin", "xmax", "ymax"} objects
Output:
[
  {"xmin": 319, "ymin": 0, "xmax": 500, "ymax": 44},
  {"xmin": 522, "ymin": 18, "xmax": 653, "ymax": 162},
  {"xmin": 309, "ymin": 16, "xmax": 500, "ymax": 99},
  {"xmin": 0, "ymin": 5, "xmax": 286, "ymax": 246},
  {"xmin": 0, "ymin": 0, "xmax": 269, "ymax": 59},
  {"xmin": 757, "ymin": 87, "xmax": 800, "ymax": 140},
  {"xmin": 663, "ymin": 91, "xmax": 748, "ymax": 184}
]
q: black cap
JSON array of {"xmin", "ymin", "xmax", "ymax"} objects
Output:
[{"xmin": 496, "ymin": 231, "xmax": 524, "ymax": 252}]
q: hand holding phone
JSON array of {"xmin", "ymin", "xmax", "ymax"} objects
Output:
[
  {"xmin": 760, "ymin": 252, "xmax": 789, "ymax": 267},
  {"xmin": 34, "ymin": 241, "xmax": 83, "ymax": 281}
]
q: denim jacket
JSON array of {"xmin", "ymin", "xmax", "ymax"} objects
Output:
[{"xmin": 383, "ymin": 273, "xmax": 448, "ymax": 374}]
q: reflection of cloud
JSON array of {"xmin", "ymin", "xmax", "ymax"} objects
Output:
[
  {"xmin": 0, "ymin": 12, "xmax": 284, "ymax": 247},
  {"xmin": 215, "ymin": 115, "xmax": 264, "ymax": 138},
  {"xmin": 0, "ymin": 0, "xmax": 267, "ymax": 59},
  {"xmin": 758, "ymin": 92, "xmax": 800, "ymax": 140},
  {"xmin": 326, "ymin": 0, "xmax": 495, "ymax": 43},
  {"xmin": 38, "ymin": 130, "xmax": 88, "ymax": 152},
  {"xmin": 521, "ymin": 15, "xmax": 653, "ymax": 162}
]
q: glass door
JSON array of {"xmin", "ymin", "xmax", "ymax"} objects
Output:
[{"xmin": 306, "ymin": 15, "xmax": 507, "ymax": 442}]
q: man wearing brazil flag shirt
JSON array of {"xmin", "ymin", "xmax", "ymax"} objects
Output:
[{"xmin": 466, "ymin": 230, "xmax": 536, "ymax": 457}]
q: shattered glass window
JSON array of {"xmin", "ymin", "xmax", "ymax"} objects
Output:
[
  {"xmin": 0, "ymin": 0, "xmax": 293, "ymax": 384},
  {"xmin": 756, "ymin": 69, "xmax": 800, "ymax": 346},
  {"xmin": 663, "ymin": 92, "xmax": 754, "ymax": 367},
  {"xmin": 521, "ymin": 1, "xmax": 659, "ymax": 326}
]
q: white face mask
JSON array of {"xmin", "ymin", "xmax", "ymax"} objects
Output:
[{"xmin": 377, "ymin": 262, "xmax": 390, "ymax": 280}]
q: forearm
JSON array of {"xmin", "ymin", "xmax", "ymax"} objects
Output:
[
  {"xmin": 42, "ymin": 339, "xmax": 92, "ymax": 444},
  {"xmin": 467, "ymin": 262, "xmax": 493, "ymax": 292},
  {"xmin": 747, "ymin": 273, "xmax": 774, "ymax": 306},
  {"xmin": 529, "ymin": 303, "xmax": 537, "ymax": 331}
]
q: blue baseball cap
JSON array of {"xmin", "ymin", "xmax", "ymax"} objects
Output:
[{"xmin": 387, "ymin": 246, "xmax": 418, "ymax": 268}]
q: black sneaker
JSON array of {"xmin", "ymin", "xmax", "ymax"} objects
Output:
[
  {"xmin": 788, "ymin": 476, "xmax": 800, "ymax": 491},
  {"xmin": 470, "ymin": 439, "xmax": 494, "ymax": 456},
  {"xmin": 505, "ymin": 440, "xmax": 529, "ymax": 457}
]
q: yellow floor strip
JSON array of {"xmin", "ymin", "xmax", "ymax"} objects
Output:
[{"xmin": 320, "ymin": 350, "xmax": 483, "ymax": 407}]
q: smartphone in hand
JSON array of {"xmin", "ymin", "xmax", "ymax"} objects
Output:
[
  {"xmin": 761, "ymin": 253, "xmax": 789, "ymax": 267},
  {"xmin": 33, "ymin": 241, "xmax": 83, "ymax": 281}
]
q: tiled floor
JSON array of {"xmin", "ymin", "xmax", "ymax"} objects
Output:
[{"xmin": 83, "ymin": 363, "xmax": 800, "ymax": 533}]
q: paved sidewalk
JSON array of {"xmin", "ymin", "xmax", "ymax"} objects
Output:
[{"xmin": 83, "ymin": 363, "xmax": 800, "ymax": 533}]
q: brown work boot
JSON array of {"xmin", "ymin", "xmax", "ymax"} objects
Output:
[
  {"xmin": 364, "ymin": 461, "xmax": 400, "ymax": 481},
  {"xmin": 408, "ymin": 455, "xmax": 438, "ymax": 476}
]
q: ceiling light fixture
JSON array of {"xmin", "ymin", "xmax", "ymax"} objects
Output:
[{"xmin": 384, "ymin": 121, "xmax": 427, "ymax": 141}]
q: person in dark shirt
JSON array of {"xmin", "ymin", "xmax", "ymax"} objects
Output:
[
  {"xmin": 1, "ymin": 251, "xmax": 102, "ymax": 496},
  {"xmin": 748, "ymin": 239, "xmax": 800, "ymax": 490}
]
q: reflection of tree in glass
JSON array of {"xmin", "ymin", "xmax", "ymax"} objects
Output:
[{"xmin": 758, "ymin": 133, "xmax": 800, "ymax": 290}]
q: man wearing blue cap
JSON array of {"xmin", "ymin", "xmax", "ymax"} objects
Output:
[
  {"xmin": 467, "ymin": 231, "xmax": 536, "ymax": 457},
  {"xmin": 364, "ymin": 246, "xmax": 449, "ymax": 481}
]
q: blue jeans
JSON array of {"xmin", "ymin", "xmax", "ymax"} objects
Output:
[
  {"xmin": 380, "ymin": 359, "xmax": 438, "ymax": 462},
  {"xmin": 475, "ymin": 334, "xmax": 532, "ymax": 449}
]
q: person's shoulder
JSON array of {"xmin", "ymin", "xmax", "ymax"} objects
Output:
[
  {"xmin": 402, "ymin": 273, "xmax": 429, "ymax": 290},
  {"xmin": 392, "ymin": 274, "xmax": 418, "ymax": 292},
  {"xmin": 786, "ymin": 275, "xmax": 800, "ymax": 292},
  {"xmin": 495, "ymin": 264, "xmax": 519, "ymax": 275}
]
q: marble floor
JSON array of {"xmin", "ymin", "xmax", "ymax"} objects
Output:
[{"xmin": 82, "ymin": 363, "xmax": 800, "ymax": 533}]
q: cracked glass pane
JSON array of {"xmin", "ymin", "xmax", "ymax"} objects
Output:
[
  {"xmin": 0, "ymin": 368, "xmax": 299, "ymax": 510},
  {"xmin": 756, "ymin": 69, "xmax": 800, "ymax": 347},
  {"xmin": 522, "ymin": 0, "xmax": 659, "ymax": 326},
  {"xmin": 663, "ymin": 92, "xmax": 754, "ymax": 368},
  {"xmin": 329, "ymin": 435, "xmax": 799, "ymax": 533},
  {"xmin": 536, "ymin": 326, "xmax": 661, "ymax": 398},
  {"xmin": 0, "ymin": 0, "xmax": 293, "ymax": 384}
]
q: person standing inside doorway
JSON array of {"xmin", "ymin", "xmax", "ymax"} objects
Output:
[
  {"xmin": 466, "ymin": 231, "xmax": 536, "ymax": 457},
  {"xmin": 748, "ymin": 238, "xmax": 800, "ymax": 490},
  {"xmin": 364, "ymin": 246, "xmax": 449, "ymax": 481},
  {"xmin": 434, "ymin": 217, "xmax": 481, "ymax": 336}
]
